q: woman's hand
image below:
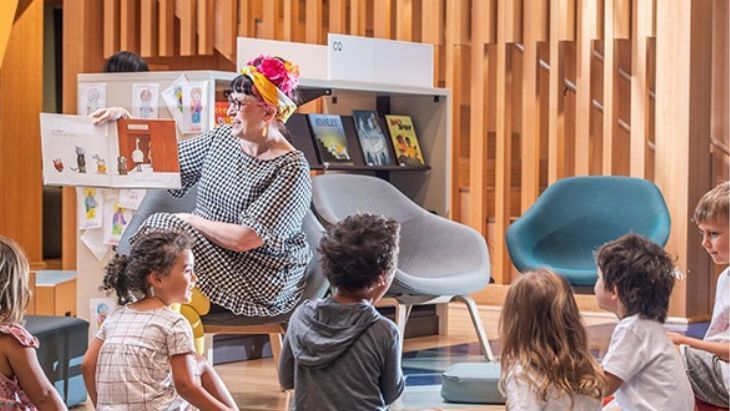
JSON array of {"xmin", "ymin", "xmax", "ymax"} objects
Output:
[{"xmin": 91, "ymin": 106, "xmax": 131, "ymax": 124}]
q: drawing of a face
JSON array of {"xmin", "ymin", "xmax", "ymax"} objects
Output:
[
  {"xmin": 87, "ymin": 88, "xmax": 100, "ymax": 102},
  {"xmin": 140, "ymin": 89, "xmax": 152, "ymax": 102}
]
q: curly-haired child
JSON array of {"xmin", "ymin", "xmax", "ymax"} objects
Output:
[{"xmin": 81, "ymin": 231, "xmax": 237, "ymax": 411}]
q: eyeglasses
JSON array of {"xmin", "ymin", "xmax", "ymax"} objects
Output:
[{"xmin": 227, "ymin": 95, "xmax": 260, "ymax": 112}]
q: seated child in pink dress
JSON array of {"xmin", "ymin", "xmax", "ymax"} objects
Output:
[{"xmin": 0, "ymin": 236, "xmax": 66, "ymax": 410}]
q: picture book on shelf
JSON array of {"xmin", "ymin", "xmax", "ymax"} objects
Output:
[
  {"xmin": 384, "ymin": 114, "xmax": 425, "ymax": 166},
  {"xmin": 40, "ymin": 113, "xmax": 181, "ymax": 189},
  {"xmin": 353, "ymin": 110, "xmax": 394, "ymax": 166},
  {"xmin": 308, "ymin": 114, "xmax": 353, "ymax": 165}
]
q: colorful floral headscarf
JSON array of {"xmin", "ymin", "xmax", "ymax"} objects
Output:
[{"xmin": 240, "ymin": 55, "xmax": 300, "ymax": 123}]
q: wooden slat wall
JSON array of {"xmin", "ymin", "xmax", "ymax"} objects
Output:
[
  {"xmin": 63, "ymin": 0, "xmax": 728, "ymax": 318},
  {"xmin": 0, "ymin": 0, "xmax": 43, "ymax": 264}
]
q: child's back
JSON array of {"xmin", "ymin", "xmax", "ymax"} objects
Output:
[
  {"xmin": 95, "ymin": 305, "xmax": 196, "ymax": 411},
  {"xmin": 499, "ymin": 269, "xmax": 604, "ymax": 411},
  {"xmin": 0, "ymin": 324, "xmax": 41, "ymax": 409},
  {"xmin": 602, "ymin": 314, "xmax": 694, "ymax": 410},
  {"xmin": 280, "ymin": 297, "xmax": 403, "ymax": 411},
  {"xmin": 279, "ymin": 213, "xmax": 405, "ymax": 411},
  {"xmin": 596, "ymin": 234, "xmax": 695, "ymax": 411}
]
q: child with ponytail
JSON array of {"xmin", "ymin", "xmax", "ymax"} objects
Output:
[{"xmin": 81, "ymin": 231, "xmax": 237, "ymax": 411}]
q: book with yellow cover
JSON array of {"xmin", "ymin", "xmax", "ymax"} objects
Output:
[{"xmin": 384, "ymin": 114, "xmax": 424, "ymax": 166}]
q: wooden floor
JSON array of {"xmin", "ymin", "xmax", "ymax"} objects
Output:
[{"xmin": 73, "ymin": 304, "xmax": 617, "ymax": 411}]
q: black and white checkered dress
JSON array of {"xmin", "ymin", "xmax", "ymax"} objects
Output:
[{"xmin": 134, "ymin": 125, "xmax": 312, "ymax": 317}]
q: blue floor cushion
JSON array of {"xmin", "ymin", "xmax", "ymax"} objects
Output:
[{"xmin": 440, "ymin": 362, "xmax": 505, "ymax": 404}]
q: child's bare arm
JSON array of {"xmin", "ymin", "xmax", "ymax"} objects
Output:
[
  {"xmin": 667, "ymin": 332, "xmax": 730, "ymax": 361},
  {"xmin": 81, "ymin": 338, "xmax": 103, "ymax": 406},
  {"xmin": 170, "ymin": 353, "xmax": 232, "ymax": 411},
  {"xmin": 602, "ymin": 370, "xmax": 624, "ymax": 396},
  {"xmin": 7, "ymin": 340, "xmax": 66, "ymax": 411}
]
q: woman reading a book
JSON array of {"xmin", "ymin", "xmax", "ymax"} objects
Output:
[{"xmin": 93, "ymin": 55, "xmax": 311, "ymax": 351}]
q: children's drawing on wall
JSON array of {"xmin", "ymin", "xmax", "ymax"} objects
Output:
[
  {"xmin": 131, "ymin": 84, "xmax": 160, "ymax": 119},
  {"xmin": 102, "ymin": 196, "xmax": 133, "ymax": 245},
  {"xmin": 77, "ymin": 83, "xmax": 107, "ymax": 116},
  {"xmin": 89, "ymin": 298, "xmax": 119, "ymax": 336},
  {"xmin": 182, "ymin": 82, "xmax": 207, "ymax": 134},
  {"xmin": 161, "ymin": 74, "xmax": 189, "ymax": 127},
  {"xmin": 118, "ymin": 189, "xmax": 146, "ymax": 210},
  {"xmin": 76, "ymin": 187, "xmax": 103, "ymax": 230}
]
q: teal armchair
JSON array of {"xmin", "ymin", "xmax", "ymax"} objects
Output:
[{"xmin": 506, "ymin": 176, "xmax": 671, "ymax": 286}]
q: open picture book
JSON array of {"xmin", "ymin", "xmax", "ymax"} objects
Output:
[{"xmin": 40, "ymin": 113, "xmax": 181, "ymax": 189}]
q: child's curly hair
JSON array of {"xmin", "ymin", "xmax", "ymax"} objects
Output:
[
  {"xmin": 102, "ymin": 231, "xmax": 192, "ymax": 305},
  {"xmin": 318, "ymin": 213, "xmax": 400, "ymax": 293},
  {"xmin": 595, "ymin": 233, "xmax": 676, "ymax": 323}
]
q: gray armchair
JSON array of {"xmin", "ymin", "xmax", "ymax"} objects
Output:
[{"xmin": 311, "ymin": 174, "xmax": 494, "ymax": 360}]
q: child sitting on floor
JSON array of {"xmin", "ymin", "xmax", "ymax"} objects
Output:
[
  {"xmin": 279, "ymin": 213, "xmax": 405, "ymax": 411},
  {"xmin": 81, "ymin": 231, "xmax": 238, "ymax": 411},
  {"xmin": 499, "ymin": 268, "xmax": 605, "ymax": 410},
  {"xmin": 0, "ymin": 236, "xmax": 66, "ymax": 410},
  {"xmin": 668, "ymin": 181, "xmax": 729, "ymax": 408},
  {"xmin": 596, "ymin": 233, "xmax": 694, "ymax": 410}
]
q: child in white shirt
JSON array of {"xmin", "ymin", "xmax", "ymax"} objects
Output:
[
  {"xmin": 499, "ymin": 269, "xmax": 605, "ymax": 410},
  {"xmin": 668, "ymin": 181, "xmax": 729, "ymax": 407},
  {"xmin": 595, "ymin": 234, "xmax": 694, "ymax": 411},
  {"xmin": 81, "ymin": 231, "xmax": 238, "ymax": 411}
]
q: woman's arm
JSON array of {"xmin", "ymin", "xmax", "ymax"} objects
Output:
[
  {"xmin": 8, "ymin": 340, "xmax": 66, "ymax": 410},
  {"xmin": 81, "ymin": 338, "xmax": 103, "ymax": 407},
  {"xmin": 667, "ymin": 332, "xmax": 730, "ymax": 361},
  {"xmin": 175, "ymin": 213, "xmax": 263, "ymax": 252},
  {"xmin": 170, "ymin": 353, "xmax": 232, "ymax": 411}
]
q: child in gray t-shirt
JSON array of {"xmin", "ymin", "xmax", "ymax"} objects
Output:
[{"xmin": 279, "ymin": 213, "xmax": 405, "ymax": 411}]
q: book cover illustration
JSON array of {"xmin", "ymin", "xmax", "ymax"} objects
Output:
[
  {"xmin": 131, "ymin": 83, "xmax": 160, "ymax": 119},
  {"xmin": 41, "ymin": 113, "xmax": 181, "ymax": 189},
  {"xmin": 385, "ymin": 114, "xmax": 425, "ymax": 166},
  {"xmin": 353, "ymin": 111, "xmax": 394, "ymax": 166},
  {"xmin": 214, "ymin": 101, "xmax": 233, "ymax": 127},
  {"xmin": 308, "ymin": 114, "xmax": 352, "ymax": 164}
]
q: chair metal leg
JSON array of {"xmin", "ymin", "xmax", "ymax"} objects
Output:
[{"xmin": 452, "ymin": 295, "xmax": 494, "ymax": 361}]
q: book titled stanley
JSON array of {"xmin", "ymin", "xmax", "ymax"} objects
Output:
[{"xmin": 308, "ymin": 114, "xmax": 353, "ymax": 165}]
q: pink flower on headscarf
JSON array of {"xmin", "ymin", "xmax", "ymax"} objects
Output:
[{"xmin": 247, "ymin": 55, "xmax": 300, "ymax": 96}]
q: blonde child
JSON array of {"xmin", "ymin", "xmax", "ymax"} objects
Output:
[
  {"xmin": 81, "ymin": 231, "xmax": 238, "ymax": 411},
  {"xmin": 0, "ymin": 236, "xmax": 66, "ymax": 410},
  {"xmin": 668, "ymin": 181, "xmax": 729, "ymax": 407},
  {"xmin": 279, "ymin": 213, "xmax": 405, "ymax": 411},
  {"xmin": 596, "ymin": 233, "xmax": 694, "ymax": 410},
  {"xmin": 499, "ymin": 269, "xmax": 605, "ymax": 410}
]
